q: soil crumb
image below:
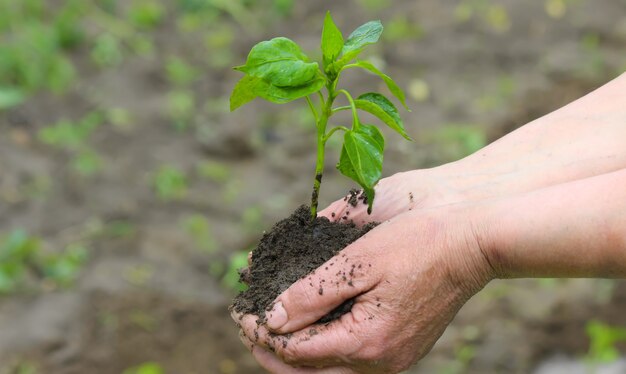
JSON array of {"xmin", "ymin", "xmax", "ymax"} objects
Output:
[
  {"xmin": 231, "ymin": 205, "xmax": 376, "ymax": 322},
  {"xmin": 347, "ymin": 189, "xmax": 360, "ymax": 207}
]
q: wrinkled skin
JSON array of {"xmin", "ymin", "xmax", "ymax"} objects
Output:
[
  {"xmin": 231, "ymin": 73, "xmax": 626, "ymax": 372},
  {"xmin": 237, "ymin": 168, "xmax": 468, "ymax": 284},
  {"xmin": 318, "ymin": 169, "xmax": 465, "ymax": 225},
  {"xmin": 232, "ymin": 184, "xmax": 493, "ymax": 373}
]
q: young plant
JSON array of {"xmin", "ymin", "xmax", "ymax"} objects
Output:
[{"xmin": 230, "ymin": 11, "xmax": 411, "ymax": 217}]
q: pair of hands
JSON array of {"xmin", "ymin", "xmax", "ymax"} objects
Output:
[
  {"xmin": 232, "ymin": 72, "xmax": 626, "ymax": 372},
  {"xmin": 232, "ymin": 170, "xmax": 497, "ymax": 373}
]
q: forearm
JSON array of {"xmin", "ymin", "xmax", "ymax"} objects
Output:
[
  {"xmin": 434, "ymin": 72, "xmax": 626, "ymax": 201},
  {"xmin": 481, "ymin": 168, "xmax": 626, "ymax": 278}
]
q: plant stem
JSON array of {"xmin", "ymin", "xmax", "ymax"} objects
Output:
[
  {"xmin": 323, "ymin": 126, "xmax": 350, "ymax": 142},
  {"xmin": 331, "ymin": 105, "xmax": 351, "ymax": 114},
  {"xmin": 306, "ymin": 96, "xmax": 318, "ymax": 123},
  {"xmin": 310, "ymin": 84, "xmax": 336, "ymax": 219},
  {"xmin": 337, "ymin": 89, "xmax": 359, "ymax": 130}
]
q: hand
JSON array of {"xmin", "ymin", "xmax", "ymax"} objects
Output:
[
  {"xmin": 319, "ymin": 168, "xmax": 472, "ymax": 225},
  {"xmin": 233, "ymin": 205, "xmax": 494, "ymax": 373},
  {"xmin": 239, "ymin": 167, "xmax": 473, "ymax": 284}
]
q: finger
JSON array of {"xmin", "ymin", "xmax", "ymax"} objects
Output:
[
  {"xmin": 265, "ymin": 246, "xmax": 381, "ymax": 333},
  {"xmin": 318, "ymin": 192, "xmax": 373, "ymax": 225},
  {"xmin": 248, "ymin": 251, "xmax": 253, "ymax": 266},
  {"xmin": 239, "ymin": 329, "xmax": 255, "ymax": 352},
  {"xmin": 319, "ymin": 190, "xmax": 395, "ymax": 226},
  {"xmin": 253, "ymin": 347, "xmax": 355, "ymax": 374},
  {"xmin": 238, "ymin": 313, "xmax": 266, "ymax": 346},
  {"xmin": 318, "ymin": 199, "xmax": 348, "ymax": 222},
  {"xmin": 248, "ymin": 303, "xmax": 381, "ymax": 368}
]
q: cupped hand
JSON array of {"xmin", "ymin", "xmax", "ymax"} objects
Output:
[
  {"xmin": 319, "ymin": 168, "xmax": 473, "ymax": 225},
  {"xmin": 239, "ymin": 167, "xmax": 470, "ymax": 284},
  {"xmin": 232, "ymin": 205, "xmax": 495, "ymax": 373}
]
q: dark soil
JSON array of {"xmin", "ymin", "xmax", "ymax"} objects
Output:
[
  {"xmin": 346, "ymin": 188, "xmax": 368, "ymax": 208},
  {"xmin": 2, "ymin": 1, "xmax": 626, "ymax": 372},
  {"xmin": 231, "ymin": 205, "xmax": 376, "ymax": 322}
]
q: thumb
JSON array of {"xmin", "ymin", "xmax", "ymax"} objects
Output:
[
  {"xmin": 317, "ymin": 199, "xmax": 347, "ymax": 222},
  {"xmin": 264, "ymin": 245, "xmax": 380, "ymax": 334}
]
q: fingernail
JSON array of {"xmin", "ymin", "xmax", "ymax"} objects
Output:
[{"xmin": 266, "ymin": 301, "xmax": 288, "ymax": 330}]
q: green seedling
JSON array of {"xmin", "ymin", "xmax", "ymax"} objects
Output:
[
  {"xmin": 196, "ymin": 160, "xmax": 231, "ymax": 183},
  {"xmin": 585, "ymin": 320, "xmax": 626, "ymax": 364},
  {"xmin": 231, "ymin": 11, "xmax": 411, "ymax": 217},
  {"xmin": 72, "ymin": 148, "xmax": 102, "ymax": 176},
  {"xmin": 273, "ymin": 0, "xmax": 295, "ymax": 17},
  {"xmin": 166, "ymin": 56, "xmax": 198, "ymax": 86},
  {"xmin": 222, "ymin": 250, "xmax": 250, "ymax": 292},
  {"xmin": 167, "ymin": 89, "xmax": 195, "ymax": 129},
  {"xmin": 122, "ymin": 362, "xmax": 164, "ymax": 374},
  {"xmin": 38, "ymin": 111, "xmax": 103, "ymax": 150},
  {"xmin": 0, "ymin": 230, "xmax": 88, "ymax": 293},
  {"xmin": 128, "ymin": 0, "xmax": 165, "ymax": 30},
  {"xmin": 39, "ymin": 112, "xmax": 104, "ymax": 177},
  {"xmin": 433, "ymin": 124, "xmax": 487, "ymax": 161},
  {"xmin": 356, "ymin": 0, "xmax": 391, "ymax": 13},
  {"xmin": 181, "ymin": 214, "xmax": 217, "ymax": 253},
  {"xmin": 91, "ymin": 33, "xmax": 123, "ymax": 67},
  {"xmin": 4, "ymin": 360, "xmax": 39, "ymax": 374},
  {"xmin": 153, "ymin": 165, "xmax": 188, "ymax": 200}
]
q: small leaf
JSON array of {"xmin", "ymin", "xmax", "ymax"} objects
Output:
[
  {"xmin": 340, "ymin": 20, "xmax": 383, "ymax": 63},
  {"xmin": 321, "ymin": 11, "xmax": 344, "ymax": 70},
  {"xmin": 350, "ymin": 60, "xmax": 410, "ymax": 110},
  {"xmin": 235, "ymin": 37, "xmax": 320, "ymax": 88},
  {"xmin": 355, "ymin": 92, "xmax": 411, "ymax": 140},
  {"xmin": 257, "ymin": 77, "xmax": 325, "ymax": 104},
  {"xmin": 230, "ymin": 76, "xmax": 261, "ymax": 111},
  {"xmin": 337, "ymin": 125, "xmax": 384, "ymax": 212},
  {"xmin": 358, "ymin": 123, "xmax": 385, "ymax": 150},
  {"xmin": 231, "ymin": 76, "xmax": 324, "ymax": 109}
]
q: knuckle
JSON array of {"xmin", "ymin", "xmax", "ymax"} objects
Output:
[
  {"xmin": 278, "ymin": 342, "xmax": 305, "ymax": 365},
  {"xmin": 285, "ymin": 278, "xmax": 320, "ymax": 310},
  {"xmin": 357, "ymin": 343, "xmax": 385, "ymax": 362}
]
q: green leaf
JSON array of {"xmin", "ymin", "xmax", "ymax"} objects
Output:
[
  {"xmin": 230, "ymin": 75, "xmax": 262, "ymax": 111},
  {"xmin": 340, "ymin": 20, "xmax": 383, "ymax": 63},
  {"xmin": 349, "ymin": 60, "xmax": 410, "ymax": 110},
  {"xmin": 234, "ymin": 37, "xmax": 320, "ymax": 88},
  {"xmin": 321, "ymin": 11, "xmax": 344, "ymax": 70},
  {"xmin": 257, "ymin": 77, "xmax": 325, "ymax": 104},
  {"xmin": 355, "ymin": 92, "xmax": 411, "ymax": 140},
  {"xmin": 358, "ymin": 123, "xmax": 385, "ymax": 150},
  {"xmin": 230, "ymin": 75, "xmax": 324, "ymax": 110},
  {"xmin": 337, "ymin": 125, "xmax": 384, "ymax": 213}
]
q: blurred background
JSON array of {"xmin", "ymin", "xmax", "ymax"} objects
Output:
[{"xmin": 0, "ymin": 0, "xmax": 625, "ymax": 373}]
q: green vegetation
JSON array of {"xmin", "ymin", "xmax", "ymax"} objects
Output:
[
  {"xmin": 5, "ymin": 361, "xmax": 39, "ymax": 374},
  {"xmin": 181, "ymin": 214, "xmax": 217, "ymax": 253},
  {"xmin": 123, "ymin": 362, "xmax": 164, "ymax": 374},
  {"xmin": 167, "ymin": 89, "xmax": 196, "ymax": 130},
  {"xmin": 0, "ymin": 230, "xmax": 88, "ymax": 294},
  {"xmin": 153, "ymin": 165, "xmax": 189, "ymax": 201},
  {"xmin": 1, "ymin": 1, "xmax": 623, "ymax": 369},
  {"xmin": 38, "ymin": 111, "xmax": 104, "ymax": 176},
  {"xmin": 585, "ymin": 320, "xmax": 626, "ymax": 364},
  {"xmin": 231, "ymin": 12, "xmax": 411, "ymax": 216},
  {"xmin": 222, "ymin": 251, "xmax": 249, "ymax": 292},
  {"xmin": 432, "ymin": 124, "xmax": 487, "ymax": 160},
  {"xmin": 0, "ymin": 0, "xmax": 81, "ymax": 99}
]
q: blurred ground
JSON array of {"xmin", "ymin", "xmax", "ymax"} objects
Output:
[{"xmin": 0, "ymin": 1, "xmax": 625, "ymax": 373}]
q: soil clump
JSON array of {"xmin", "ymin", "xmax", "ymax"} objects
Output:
[{"xmin": 232, "ymin": 205, "xmax": 376, "ymax": 322}]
